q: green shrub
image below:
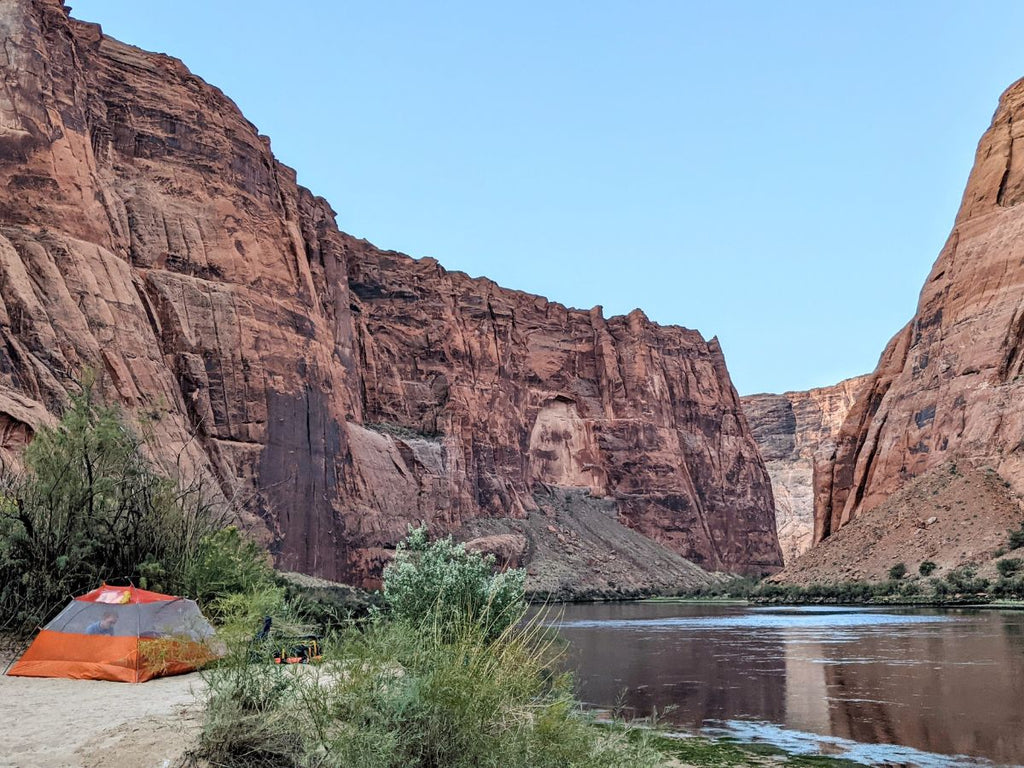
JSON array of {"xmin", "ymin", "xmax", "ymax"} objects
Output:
[
  {"xmin": 997, "ymin": 557, "xmax": 1023, "ymax": 578},
  {"xmin": 899, "ymin": 580, "xmax": 921, "ymax": 597},
  {"xmin": 198, "ymin": 587, "xmax": 309, "ymax": 768},
  {"xmin": 382, "ymin": 526, "xmax": 526, "ymax": 640},
  {"xmin": 872, "ymin": 580, "xmax": 901, "ymax": 597},
  {"xmin": 202, "ymin": 617, "xmax": 662, "ymax": 768},
  {"xmin": 888, "ymin": 562, "xmax": 907, "ymax": 580},
  {"xmin": 1009, "ymin": 522, "xmax": 1024, "ymax": 550},
  {"xmin": 945, "ymin": 565, "xmax": 989, "ymax": 594},
  {"xmin": 991, "ymin": 577, "xmax": 1024, "ymax": 602},
  {"xmin": 0, "ymin": 385, "xmax": 220, "ymax": 633},
  {"xmin": 993, "ymin": 576, "xmax": 1024, "ymax": 599},
  {"xmin": 919, "ymin": 561, "xmax": 937, "ymax": 577},
  {"xmin": 184, "ymin": 526, "xmax": 276, "ymax": 620},
  {"xmin": 676, "ymin": 575, "xmax": 758, "ymax": 599}
]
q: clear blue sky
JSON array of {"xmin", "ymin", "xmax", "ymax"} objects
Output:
[{"xmin": 72, "ymin": 1, "xmax": 1024, "ymax": 395}]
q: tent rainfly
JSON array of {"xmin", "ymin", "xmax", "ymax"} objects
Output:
[{"xmin": 7, "ymin": 585, "xmax": 217, "ymax": 682}]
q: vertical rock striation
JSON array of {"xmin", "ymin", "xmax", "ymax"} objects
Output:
[
  {"xmin": 0, "ymin": 0, "xmax": 782, "ymax": 587},
  {"xmin": 742, "ymin": 376, "xmax": 868, "ymax": 563}
]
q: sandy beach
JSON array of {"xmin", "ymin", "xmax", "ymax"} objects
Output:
[{"xmin": 0, "ymin": 662, "xmax": 205, "ymax": 768}]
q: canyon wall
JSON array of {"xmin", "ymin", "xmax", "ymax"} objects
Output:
[
  {"xmin": 741, "ymin": 376, "xmax": 868, "ymax": 563},
  {"xmin": 815, "ymin": 76, "xmax": 1024, "ymax": 540},
  {"xmin": 0, "ymin": 0, "xmax": 781, "ymax": 588}
]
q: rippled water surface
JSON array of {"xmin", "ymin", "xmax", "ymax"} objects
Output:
[{"xmin": 549, "ymin": 602, "xmax": 1024, "ymax": 766}]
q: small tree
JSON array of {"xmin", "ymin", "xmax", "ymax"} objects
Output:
[
  {"xmin": 888, "ymin": 562, "xmax": 907, "ymax": 580},
  {"xmin": 0, "ymin": 385, "xmax": 219, "ymax": 632},
  {"xmin": 919, "ymin": 561, "xmax": 937, "ymax": 577},
  {"xmin": 382, "ymin": 526, "xmax": 525, "ymax": 640}
]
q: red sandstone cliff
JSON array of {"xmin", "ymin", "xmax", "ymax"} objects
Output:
[
  {"xmin": 0, "ymin": 0, "xmax": 781, "ymax": 588},
  {"xmin": 814, "ymin": 76, "xmax": 1024, "ymax": 542},
  {"xmin": 741, "ymin": 376, "xmax": 868, "ymax": 564}
]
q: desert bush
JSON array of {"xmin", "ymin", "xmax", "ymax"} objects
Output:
[
  {"xmin": 184, "ymin": 526, "xmax": 276, "ymax": 620},
  {"xmin": 201, "ymin": 617, "xmax": 662, "ymax": 768},
  {"xmin": 872, "ymin": 580, "xmax": 902, "ymax": 597},
  {"xmin": 748, "ymin": 580, "xmax": 887, "ymax": 603},
  {"xmin": 382, "ymin": 526, "xmax": 526, "ymax": 640},
  {"xmin": 711, "ymin": 576, "xmax": 760, "ymax": 598},
  {"xmin": 843, "ymin": 581, "xmax": 877, "ymax": 601},
  {"xmin": 996, "ymin": 557, "xmax": 1023, "ymax": 578},
  {"xmin": 899, "ymin": 580, "xmax": 921, "ymax": 597},
  {"xmin": 674, "ymin": 576, "xmax": 759, "ymax": 599},
  {"xmin": 919, "ymin": 561, "xmax": 937, "ymax": 577},
  {"xmin": 1008, "ymin": 522, "xmax": 1024, "ymax": 550},
  {"xmin": 0, "ymin": 385, "xmax": 221, "ymax": 633},
  {"xmin": 944, "ymin": 565, "xmax": 989, "ymax": 594},
  {"xmin": 888, "ymin": 562, "xmax": 907, "ymax": 580},
  {"xmin": 277, "ymin": 573, "xmax": 381, "ymax": 634},
  {"xmin": 992, "ymin": 576, "xmax": 1024, "ymax": 599},
  {"xmin": 326, "ymin": 619, "xmax": 658, "ymax": 768},
  {"xmin": 749, "ymin": 582, "xmax": 802, "ymax": 602},
  {"xmin": 197, "ymin": 585, "xmax": 321, "ymax": 767}
]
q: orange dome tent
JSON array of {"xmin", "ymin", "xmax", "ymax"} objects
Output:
[{"xmin": 7, "ymin": 585, "xmax": 218, "ymax": 683}]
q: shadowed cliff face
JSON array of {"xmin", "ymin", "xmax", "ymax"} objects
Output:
[
  {"xmin": 741, "ymin": 376, "xmax": 868, "ymax": 564},
  {"xmin": 815, "ymin": 76, "xmax": 1024, "ymax": 541},
  {"xmin": 0, "ymin": 0, "xmax": 782, "ymax": 585}
]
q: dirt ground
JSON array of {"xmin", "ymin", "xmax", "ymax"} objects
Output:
[{"xmin": 0, "ymin": 661, "xmax": 204, "ymax": 768}]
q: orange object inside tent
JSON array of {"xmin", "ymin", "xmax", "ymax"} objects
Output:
[{"xmin": 7, "ymin": 585, "xmax": 218, "ymax": 683}]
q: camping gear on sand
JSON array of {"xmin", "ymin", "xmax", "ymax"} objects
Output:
[
  {"xmin": 273, "ymin": 635, "xmax": 323, "ymax": 664},
  {"xmin": 252, "ymin": 615, "xmax": 323, "ymax": 665},
  {"xmin": 7, "ymin": 585, "xmax": 217, "ymax": 682}
]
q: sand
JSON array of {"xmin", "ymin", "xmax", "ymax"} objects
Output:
[{"xmin": 0, "ymin": 666, "xmax": 205, "ymax": 768}]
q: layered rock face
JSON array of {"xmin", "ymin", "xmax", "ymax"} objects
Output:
[
  {"xmin": 815, "ymin": 77, "xmax": 1024, "ymax": 540},
  {"xmin": 741, "ymin": 376, "xmax": 868, "ymax": 564},
  {"xmin": 0, "ymin": 0, "xmax": 781, "ymax": 587}
]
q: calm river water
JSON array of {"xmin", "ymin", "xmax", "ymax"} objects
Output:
[{"xmin": 550, "ymin": 602, "xmax": 1024, "ymax": 767}]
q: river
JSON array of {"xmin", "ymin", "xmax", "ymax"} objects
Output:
[{"xmin": 549, "ymin": 602, "xmax": 1024, "ymax": 767}]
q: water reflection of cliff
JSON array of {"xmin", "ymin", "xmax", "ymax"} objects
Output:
[
  {"xmin": 780, "ymin": 628, "xmax": 829, "ymax": 735},
  {"xmin": 800, "ymin": 610, "xmax": 1024, "ymax": 765}
]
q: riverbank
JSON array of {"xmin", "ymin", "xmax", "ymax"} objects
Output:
[
  {"xmin": 537, "ymin": 589, "xmax": 1024, "ymax": 609},
  {"xmin": 751, "ymin": 595, "xmax": 1024, "ymax": 608},
  {"xmin": 9, "ymin": 593, "xmax": 1020, "ymax": 767},
  {"xmin": 648, "ymin": 733, "xmax": 866, "ymax": 767},
  {"xmin": 666, "ymin": 568, "xmax": 1024, "ymax": 607}
]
